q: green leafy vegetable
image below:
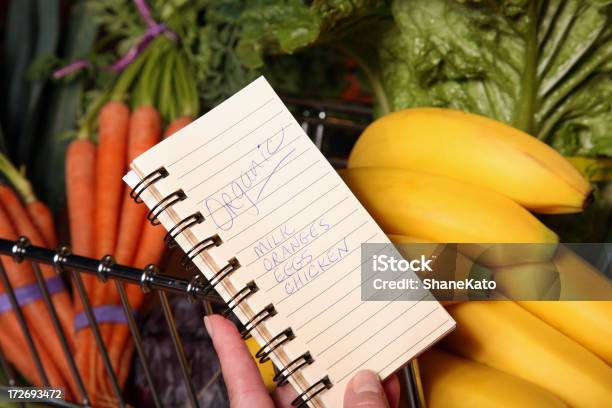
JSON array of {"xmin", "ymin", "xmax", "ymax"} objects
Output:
[
  {"xmin": 312, "ymin": 0, "xmax": 390, "ymax": 42},
  {"xmin": 236, "ymin": 0, "xmax": 320, "ymax": 68},
  {"xmin": 86, "ymin": 0, "xmax": 612, "ymax": 159},
  {"xmin": 377, "ymin": 0, "xmax": 612, "ymax": 156},
  {"xmin": 89, "ymin": 0, "xmax": 367, "ymax": 106}
]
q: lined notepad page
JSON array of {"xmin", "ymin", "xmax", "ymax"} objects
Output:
[{"xmin": 125, "ymin": 77, "xmax": 454, "ymax": 407}]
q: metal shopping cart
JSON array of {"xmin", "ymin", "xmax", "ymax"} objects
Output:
[{"xmin": 0, "ymin": 98, "xmax": 422, "ymax": 408}]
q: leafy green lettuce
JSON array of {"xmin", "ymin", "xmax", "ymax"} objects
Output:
[
  {"xmin": 377, "ymin": 0, "xmax": 612, "ymax": 156},
  {"xmin": 90, "ymin": 0, "xmax": 612, "ymax": 158},
  {"xmin": 236, "ymin": 0, "xmax": 320, "ymax": 68}
]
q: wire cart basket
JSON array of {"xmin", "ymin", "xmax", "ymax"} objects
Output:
[{"xmin": 0, "ymin": 99, "xmax": 422, "ymax": 408}]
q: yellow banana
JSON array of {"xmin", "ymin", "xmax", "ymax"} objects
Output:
[
  {"xmin": 458, "ymin": 243, "xmax": 558, "ymax": 268},
  {"xmin": 441, "ymin": 301, "xmax": 612, "ymax": 407},
  {"xmin": 388, "ymin": 234, "xmax": 558, "ymax": 268},
  {"xmin": 389, "ymin": 234, "xmax": 561, "ymax": 300},
  {"xmin": 492, "ymin": 261, "xmax": 561, "ymax": 300},
  {"xmin": 348, "ymin": 108, "xmax": 592, "ymax": 213},
  {"xmin": 419, "ymin": 348, "xmax": 567, "ymax": 408},
  {"xmin": 245, "ymin": 337, "xmax": 276, "ymax": 391},
  {"xmin": 520, "ymin": 301, "xmax": 612, "ymax": 366},
  {"xmin": 518, "ymin": 246, "xmax": 612, "ymax": 365},
  {"xmin": 550, "ymin": 245, "xmax": 612, "ymax": 300},
  {"xmin": 341, "ymin": 168, "xmax": 558, "ymax": 243},
  {"xmin": 388, "ymin": 235, "xmax": 612, "ymax": 364}
]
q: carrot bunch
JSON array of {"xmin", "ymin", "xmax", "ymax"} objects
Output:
[
  {"xmin": 0, "ymin": 156, "xmax": 79, "ymax": 399},
  {"xmin": 1, "ymin": 4, "xmax": 200, "ymax": 403},
  {"xmin": 62, "ymin": 36, "xmax": 198, "ymax": 404}
]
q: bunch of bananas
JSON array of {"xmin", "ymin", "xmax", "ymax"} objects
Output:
[{"xmin": 344, "ymin": 108, "xmax": 612, "ymax": 407}]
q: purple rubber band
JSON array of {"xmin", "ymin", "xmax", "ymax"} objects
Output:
[
  {"xmin": 134, "ymin": 0, "xmax": 156, "ymax": 28},
  {"xmin": 52, "ymin": 59, "xmax": 90, "ymax": 79},
  {"xmin": 106, "ymin": 0, "xmax": 177, "ymax": 72},
  {"xmin": 106, "ymin": 23, "xmax": 170, "ymax": 72},
  {"xmin": 73, "ymin": 305, "xmax": 129, "ymax": 332},
  {"xmin": 0, "ymin": 275, "xmax": 66, "ymax": 314}
]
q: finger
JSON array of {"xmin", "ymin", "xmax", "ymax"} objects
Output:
[
  {"xmin": 344, "ymin": 370, "xmax": 389, "ymax": 408},
  {"xmin": 205, "ymin": 315, "xmax": 273, "ymax": 408},
  {"xmin": 382, "ymin": 375, "xmax": 401, "ymax": 408},
  {"xmin": 272, "ymin": 383, "xmax": 298, "ymax": 407}
]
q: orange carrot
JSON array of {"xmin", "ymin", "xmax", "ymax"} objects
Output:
[
  {"xmin": 0, "ymin": 157, "xmax": 68, "ymax": 334},
  {"xmin": 91, "ymin": 100, "xmax": 130, "ymax": 321},
  {"xmin": 113, "ymin": 116, "xmax": 192, "ymax": 386},
  {"xmin": 0, "ymin": 186, "xmax": 74, "ymax": 340},
  {"xmin": 0, "ymin": 315, "xmax": 72, "ymax": 399},
  {"xmin": 0, "ymin": 204, "xmax": 49, "ymax": 387},
  {"xmin": 114, "ymin": 106, "xmax": 162, "ymax": 266},
  {"xmin": 0, "ymin": 209, "xmax": 36, "ymax": 292},
  {"xmin": 89, "ymin": 101, "xmax": 130, "ymax": 400},
  {"xmin": 95, "ymin": 101, "xmax": 130, "ymax": 259},
  {"xmin": 101, "ymin": 106, "xmax": 161, "ymax": 390},
  {"xmin": 66, "ymin": 139, "xmax": 97, "ymax": 259},
  {"xmin": 0, "ymin": 153, "xmax": 57, "ymax": 248},
  {"xmin": 0, "ymin": 201, "xmax": 76, "ymax": 398},
  {"xmin": 92, "ymin": 100, "xmax": 130, "ymax": 317},
  {"xmin": 27, "ymin": 201, "xmax": 57, "ymax": 248},
  {"xmin": 65, "ymin": 138, "xmax": 98, "ymax": 399}
]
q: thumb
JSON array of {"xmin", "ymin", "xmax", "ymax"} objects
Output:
[{"xmin": 344, "ymin": 370, "xmax": 389, "ymax": 408}]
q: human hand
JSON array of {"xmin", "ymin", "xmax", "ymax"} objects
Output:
[{"xmin": 205, "ymin": 314, "xmax": 400, "ymax": 408}]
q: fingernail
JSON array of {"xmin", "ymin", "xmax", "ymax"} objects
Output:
[
  {"xmin": 351, "ymin": 370, "xmax": 381, "ymax": 395},
  {"xmin": 204, "ymin": 316, "xmax": 213, "ymax": 337}
]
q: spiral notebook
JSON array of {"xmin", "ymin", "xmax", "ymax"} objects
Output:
[{"xmin": 123, "ymin": 77, "xmax": 454, "ymax": 407}]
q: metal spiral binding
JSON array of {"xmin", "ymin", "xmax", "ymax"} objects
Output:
[
  {"xmin": 130, "ymin": 167, "xmax": 169, "ymax": 203},
  {"xmin": 164, "ymin": 212, "xmax": 205, "ymax": 248},
  {"xmin": 205, "ymin": 258, "xmax": 241, "ymax": 294},
  {"xmin": 180, "ymin": 235, "xmax": 223, "ymax": 271},
  {"xmin": 240, "ymin": 304, "xmax": 277, "ymax": 339},
  {"xmin": 255, "ymin": 328, "xmax": 295, "ymax": 363},
  {"xmin": 147, "ymin": 189, "xmax": 187, "ymax": 225},
  {"xmin": 129, "ymin": 168, "xmax": 333, "ymax": 406},
  {"xmin": 273, "ymin": 352, "xmax": 314, "ymax": 385},
  {"xmin": 222, "ymin": 281, "xmax": 258, "ymax": 317},
  {"xmin": 291, "ymin": 376, "xmax": 333, "ymax": 408}
]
